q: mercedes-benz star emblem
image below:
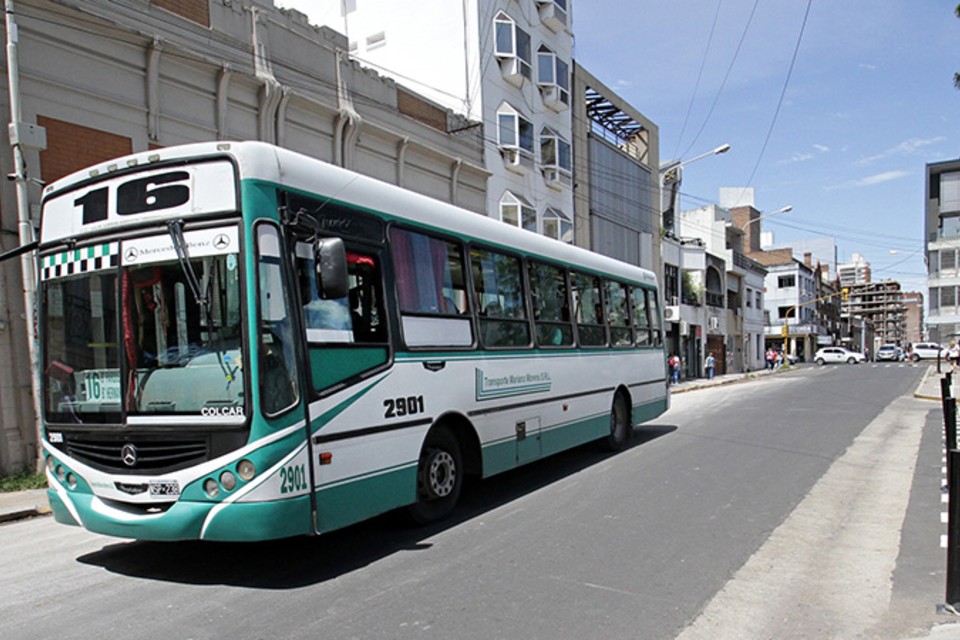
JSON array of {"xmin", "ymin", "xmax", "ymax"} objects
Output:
[
  {"xmin": 121, "ymin": 443, "xmax": 138, "ymax": 467},
  {"xmin": 213, "ymin": 234, "xmax": 231, "ymax": 250},
  {"xmin": 125, "ymin": 247, "xmax": 139, "ymax": 262}
]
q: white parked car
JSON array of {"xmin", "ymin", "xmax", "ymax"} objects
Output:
[
  {"xmin": 814, "ymin": 346, "xmax": 866, "ymax": 365},
  {"xmin": 910, "ymin": 342, "xmax": 946, "ymax": 362}
]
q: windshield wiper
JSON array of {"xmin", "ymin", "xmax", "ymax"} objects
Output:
[{"xmin": 167, "ymin": 219, "xmax": 208, "ymax": 310}]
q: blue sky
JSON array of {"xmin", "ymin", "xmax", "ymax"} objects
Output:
[{"xmin": 573, "ymin": 0, "xmax": 960, "ymax": 293}]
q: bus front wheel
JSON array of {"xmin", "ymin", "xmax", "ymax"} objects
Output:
[{"xmin": 408, "ymin": 428, "xmax": 463, "ymax": 524}]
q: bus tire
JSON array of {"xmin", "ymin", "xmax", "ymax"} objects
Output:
[
  {"xmin": 603, "ymin": 392, "xmax": 631, "ymax": 452},
  {"xmin": 408, "ymin": 428, "xmax": 463, "ymax": 524}
]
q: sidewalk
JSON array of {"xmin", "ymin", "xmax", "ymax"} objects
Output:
[
  {"xmin": 668, "ymin": 361, "xmax": 788, "ymax": 394},
  {"xmin": 0, "ymin": 486, "xmax": 49, "ymax": 524}
]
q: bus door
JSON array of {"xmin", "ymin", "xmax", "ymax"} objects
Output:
[{"xmin": 293, "ymin": 240, "xmax": 390, "ymax": 530}]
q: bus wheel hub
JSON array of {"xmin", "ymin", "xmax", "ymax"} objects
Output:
[{"xmin": 425, "ymin": 450, "xmax": 456, "ymax": 499}]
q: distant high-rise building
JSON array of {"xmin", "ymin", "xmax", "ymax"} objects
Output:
[{"xmin": 838, "ymin": 252, "xmax": 871, "ymax": 286}]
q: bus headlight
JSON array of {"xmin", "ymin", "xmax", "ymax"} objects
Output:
[
  {"xmin": 219, "ymin": 471, "xmax": 237, "ymax": 492},
  {"xmin": 46, "ymin": 456, "xmax": 55, "ymax": 473},
  {"xmin": 204, "ymin": 478, "xmax": 220, "ymax": 498},
  {"xmin": 56, "ymin": 465, "xmax": 66, "ymax": 482},
  {"xmin": 237, "ymin": 459, "xmax": 256, "ymax": 481},
  {"xmin": 66, "ymin": 473, "xmax": 77, "ymax": 490}
]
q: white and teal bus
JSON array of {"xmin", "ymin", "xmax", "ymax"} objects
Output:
[{"xmin": 36, "ymin": 141, "xmax": 668, "ymax": 541}]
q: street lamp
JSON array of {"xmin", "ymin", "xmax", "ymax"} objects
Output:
[
  {"xmin": 737, "ymin": 204, "xmax": 793, "ymax": 230},
  {"xmin": 659, "ymin": 143, "xmax": 731, "ymax": 237}
]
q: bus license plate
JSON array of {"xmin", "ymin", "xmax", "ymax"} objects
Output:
[{"xmin": 149, "ymin": 480, "xmax": 180, "ymax": 497}]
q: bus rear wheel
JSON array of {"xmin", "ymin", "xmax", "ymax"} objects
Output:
[
  {"xmin": 603, "ymin": 393, "xmax": 631, "ymax": 452},
  {"xmin": 408, "ymin": 428, "xmax": 463, "ymax": 524}
]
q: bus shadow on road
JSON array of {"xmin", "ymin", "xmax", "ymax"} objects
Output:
[{"xmin": 76, "ymin": 423, "xmax": 677, "ymax": 589}]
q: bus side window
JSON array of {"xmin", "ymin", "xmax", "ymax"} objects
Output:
[
  {"xmin": 257, "ymin": 224, "xmax": 299, "ymax": 416},
  {"xmin": 571, "ymin": 272, "xmax": 606, "ymax": 347},
  {"xmin": 296, "ymin": 243, "xmax": 387, "ymax": 345},
  {"xmin": 605, "ymin": 280, "xmax": 632, "ymax": 347},
  {"xmin": 346, "ymin": 252, "xmax": 387, "ymax": 343},
  {"xmin": 470, "ymin": 247, "xmax": 530, "ymax": 349},
  {"xmin": 529, "ymin": 260, "xmax": 572, "ymax": 347},
  {"xmin": 389, "ymin": 226, "xmax": 472, "ymax": 348},
  {"xmin": 632, "ymin": 287, "xmax": 652, "ymax": 346},
  {"xmin": 648, "ymin": 289, "xmax": 663, "ymax": 347}
]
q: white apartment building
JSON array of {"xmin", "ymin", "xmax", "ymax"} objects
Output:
[
  {"xmin": 299, "ymin": 0, "xmax": 575, "ymax": 243},
  {"xmin": 680, "ymin": 205, "xmax": 767, "ymax": 372},
  {"xmin": 926, "ymin": 158, "xmax": 960, "ymax": 344},
  {"xmin": 838, "ymin": 252, "xmax": 871, "ymax": 286}
]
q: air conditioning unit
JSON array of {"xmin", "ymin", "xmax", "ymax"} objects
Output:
[
  {"xmin": 540, "ymin": 84, "xmax": 570, "ymax": 112},
  {"xmin": 536, "ymin": 0, "xmax": 568, "ymax": 32},
  {"xmin": 680, "ymin": 320, "xmax": 689, "ymax": 336},
  {"xmin": 500, "ymin": 147, "xmax": 532, "ymax": 175},
  {"xmin": 664, "ymin": 305, "xmax": 680, "ymax": 321},
  {"xmin": 709, "ymin": 317, "xmax": 720, "ymax": 330},
  {"xmin": 542, "ymin": 167, "xmax": 572, "ymax": 190}
]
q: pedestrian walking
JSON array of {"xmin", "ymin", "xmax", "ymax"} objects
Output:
[
  {"xmin": 949, "ymin": 340, "xmax": 959, "ymax": 373},
  {"xmin": 668, "ymin": 353, "xmax": 681, "ymax": 384},
  {"xmin": 765, "ymin": 347, "xmax": 775, "ymax": 370},
  {"xmin": 705, "ymin": 352, "xmax": 715, "ymax": 380}
]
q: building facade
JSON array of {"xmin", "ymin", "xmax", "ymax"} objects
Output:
[
  {"xmin": 926, "ymin": 157, "xmax": 960, "ymax": 344},
  {"xmin": 305, "ymin": 0, "xmax": 576, "ymax": 246},
  {"xmin": 572, "ymin": 65, "xmax": 660, "ymax": 274},
  {"xmin": 0, "ymin": 0, "xmax": 488, "ymax": 474}
]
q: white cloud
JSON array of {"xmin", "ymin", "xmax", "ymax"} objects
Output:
[
  {"xmin": 825, "ymin": 169, "xmax": 912, "ymax": 191},
  {"xmin": 859, "ymin": 63, "xmax": 877, "ymax": 71},
  {"xmin": 854, "ymin": 170, "xmax": 910, "ymax": 187},
  {"xmin": 813, "ymin": 144, "xmax": 830, "ymax": 153},
  {"xmin": 855, "ymin": 136, "xmax": 946, "ymax": 166}
]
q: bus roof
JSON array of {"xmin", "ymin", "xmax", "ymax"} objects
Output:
[{"xmin": 41, "ymin": 141, "xmax": 658, "ymax": 286}]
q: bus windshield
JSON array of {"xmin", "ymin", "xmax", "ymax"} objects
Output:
[{"xmin": 42, "ymin": 228, "xmax": 244, "ymax": 424}]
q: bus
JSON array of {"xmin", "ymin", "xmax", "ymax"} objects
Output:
[{"xmin": 36, "ymin": 141, "xmax": 668, "ymax": 541}]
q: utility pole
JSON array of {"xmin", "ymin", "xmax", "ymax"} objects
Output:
[{"xmin": 5, "ymin": 0, "xmax": 44, "ymax": 469}]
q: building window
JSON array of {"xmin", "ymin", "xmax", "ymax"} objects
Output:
[
  {"xmin": 942, "ymin": 172, "xmax": 960, "ymax": 214},
  {"xmin": 494, "ymin": 12, "xmax": 532, "ymax": 86},
  {"xmin": 500, "ymin": 191, "xmax": 537, "ymax": 232},
  {"xmin": 497, "ymin": 103, "xmax": 534, "ymax": 173},
  {"xmin": 664, "ymin": 264, "xmax": 679, "ymax": 306},
  {"xmin": 778, "ymin": 274, "xmax": 796, "ymax": 288},
  {"xmin": 536, "ymin": 46, "xmax": 570, "ymax": 110},
  {"xmin": 540, "ymin": 127, "xmax": 572, "ymax": 189},
  {"xmin": 943, "ymin": 248, "xmax": 957, "ymax": 277},
  {"xmin": 497, "ymin": 105, "xmax": 533, "ymax": 153},
  {"xmin": 755, "ymin": 291, "xmax": 762, "ymax": 309},
  {"xmin": 943, "ymin": 285, "xmax": 957, "ymax": 310},
  {"xmin": 542, "ymin": 207, "xmax": 573, "ymax": 243}
]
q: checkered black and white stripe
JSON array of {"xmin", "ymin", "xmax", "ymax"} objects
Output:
[{"xmin": 40, "ymin": 243, "xmax": 119, "ymax": 281}]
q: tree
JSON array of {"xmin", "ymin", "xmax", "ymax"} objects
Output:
[{"xmin": 956, "ymin": 5, "xmax": 960, "ymax": 89}]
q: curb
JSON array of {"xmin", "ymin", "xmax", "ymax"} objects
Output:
[
  {"xmin": 915, "ymin": 364, "xmax": 950, "ymax": 402},
  {"xmin": 0, "ymin": 504, "xmax": 51, "ymax": 524}
]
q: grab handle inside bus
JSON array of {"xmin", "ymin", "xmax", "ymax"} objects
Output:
[{"xmin": 315, "ymin": 237, "xmax": 349, "ymax": 300}]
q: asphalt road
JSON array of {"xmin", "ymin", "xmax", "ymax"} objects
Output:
[{"xmin": 0, "ymin": 363, "xmax": 947, "ymax": 640}]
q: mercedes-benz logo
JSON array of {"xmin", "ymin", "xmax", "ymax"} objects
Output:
[
  {"xmin": 213, "ymin": 234, "xmax": 231, "ymax": 250},
  {"xmin": 120, "ymin": 443, "xmax": 138, "ymax": 467},
  {"xmin": 125, "ymin": 247, "xmax": 139, "ymax": 262}
]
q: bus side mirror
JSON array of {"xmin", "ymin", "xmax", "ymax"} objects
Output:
[{"xmin": 314, "ymin": 237, "xmax": 348, "ymax": 300}]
